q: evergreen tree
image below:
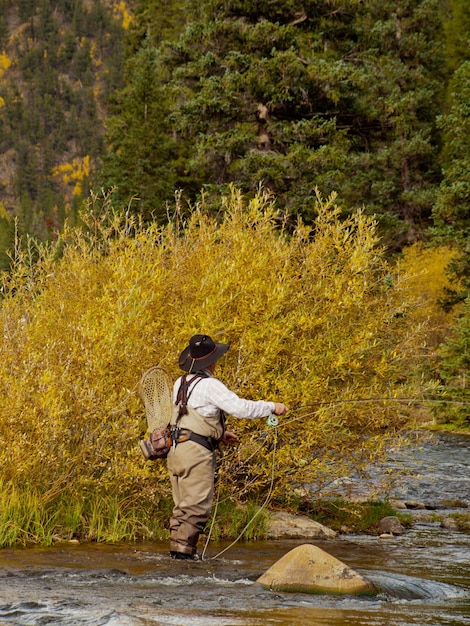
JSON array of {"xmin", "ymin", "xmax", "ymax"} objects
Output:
[
  {"xmin": 130, "ymin": 0, "xmax": 191, "ymax": 49},
  {"xmin": 441, "ymin": 0, "xmax": 470, "ymax": 70},
  {"xmin": 0, "ymin": 1, "xmax": 8, "ymax": 48},
  {"xmin": 433, "ymin": 60, "xmax": 470, "ymax": 305},
  {"xmin": 100, "ymin": 37, "xmax": 180, "ymax": 219},
  {"xmin": 106, "ymin": 0, "xmax": 446, "ymax": 246},
  {"xmin": 0, "ymin": 204, "xmax": 13, "ymax": 271},
  {"xmin": 433, "ymin": 0, "xmax": 470, "ymax": 305},
  {"xmin": 431, "ymin": 0, "xmax": 470, "ymax": 427}
]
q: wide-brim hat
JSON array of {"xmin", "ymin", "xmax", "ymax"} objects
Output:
[{"xmin": 178, "ymin": 334, "xmax": 230, "ymax": 372}]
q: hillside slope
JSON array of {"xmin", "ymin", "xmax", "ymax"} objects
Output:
[{"xmin": 0, "ymin": 0, "xmax": 129, "ymax": 243}]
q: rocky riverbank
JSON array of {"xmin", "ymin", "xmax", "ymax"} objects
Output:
[{"xmin": 266, "ymin": 498, "xmax": 470, "ymax": 540}]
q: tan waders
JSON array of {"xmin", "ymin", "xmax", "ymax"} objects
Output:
[{"xmin": 167, "ymin": 440, "xmax": 216, "ymax": 558}]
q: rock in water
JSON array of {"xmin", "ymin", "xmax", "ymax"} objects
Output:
[
  {"xmin": 256, "ymin": 543, "xmax": 377, "ymax": 595},
  {"xmin": 266, "ymin": 511, "xmax": 336, "ymax": 539},
  {"xmin": 378, "ymin": 516, "xmax": 405, "ymax": 535}
]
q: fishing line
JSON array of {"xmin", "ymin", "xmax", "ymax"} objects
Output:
[
  {"xmin": 279, "ymin": 396, "xmax": 470, "ymax": 429},
  {"xmin": 201, "ymin": 465, "xmax": 222, "ymax": 561},
  {"xmin": 292, "ymin": 396, "xmax": 470, "ymax": 411},
  {"xmin": 203, "ymin": 423, "xmax": 279, "ymax": 561},
  {"xmin": 199, "ymin": 432, "xmax": 275, "ymax": 511},
  {"xmin": 201, "ymin": 394, "xmax": 469, "ymax": 560}
]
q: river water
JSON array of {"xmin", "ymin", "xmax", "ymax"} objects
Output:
[{"xmin": 0, "ymin": 433, "xmax": 469, "ymax": 626}]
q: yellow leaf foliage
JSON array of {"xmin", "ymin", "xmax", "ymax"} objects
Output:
[
  {"xmin": 0, "ymin": 51, "xmax": 11, "ymax": 76},
  {"xmin": 398, "ymin": 243, "xmax": 460, "ymax": 338},
  {"xmin": 52, "ymin": 156, "xmax": 90, "ymax": 206},
  {"xmin": 0, "ymin": 188, "xmax": 432, "ymax": 506},
  {"xmin": 113, "ymin": 1, "xmax": 133, "ymax": 30}
]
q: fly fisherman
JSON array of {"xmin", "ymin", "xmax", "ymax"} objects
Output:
[{"xmin": 168, "ymin": 334, "xmax": 288, "ymax": 560}]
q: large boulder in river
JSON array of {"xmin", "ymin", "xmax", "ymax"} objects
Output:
[{"xmin": 256, "ymin": 544, "xmax": 377, "ymax": 595}]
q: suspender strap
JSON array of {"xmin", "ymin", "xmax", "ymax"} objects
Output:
[
  {"xmin": 176, "ymin": 373, "xmax": 207, "ymax": 417},
  {"xmin": 173, "ymin": 372, "xmax": 225, "ymax": 452}
]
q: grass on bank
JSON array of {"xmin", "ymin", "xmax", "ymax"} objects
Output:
[
  {"xmin": 0, "ymin": 483, "xmax": 270, "ymax": 548},
  {"xmin": 450, "ymin": 512, "xmax": 470, "ymax": 531},
  {"xmin": 301, "ymin": 498, "xmax": 400, "ymax": 533},
  {"xmin": 0, "ymin": 484, "xmax": 169, "ymax": 547},
  {"xmin": 1, "ymin": 480, "xmax": 414, "ymax": 548}
]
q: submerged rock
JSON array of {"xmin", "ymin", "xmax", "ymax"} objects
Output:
[
  {"xmin": 256, "ymin": 543, "xmax": 377, "ymax": 595},
  {"xmin": 266, "ymin": 511, "xmax": 336, "ymax": 539}
]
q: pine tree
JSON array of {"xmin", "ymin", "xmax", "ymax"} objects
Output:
[
  {"xmin": 441, "ymin": 0, "xmax": 470, "ymax": 70},
  {"xmin": 108, "ymin": 0, "xmax": 446, "ymax": 246},
  {"xmin": 432, "ymin": 0, "xmax": 470, "ymax": 306},
  {"xmin": 431, "ymin": 0, "xmax": 470, "ymax": 426},
  {"xmin": 433, "ymin": 60, "xmax": 470, "ymax": 306},
  {"xmin": 100, "ymin": 37, "xmax": 181, "ymax": 219},
  {"xmin": 130, "ymin": 0, "xmax": 191, "ymax": 48}
]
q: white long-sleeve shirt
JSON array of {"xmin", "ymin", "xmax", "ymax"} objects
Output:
[{"xmin": 172, "ymin": 371, "xmax": 275, "ymax": 420}]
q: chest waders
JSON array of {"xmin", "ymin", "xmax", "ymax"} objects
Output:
[
  {"xmin": 171, "ymin": 372, "xmax": 226, "ymax": 453},
  {"xmin": 168, "ymin": 373, "xmax": 225, "ymax": 559}
]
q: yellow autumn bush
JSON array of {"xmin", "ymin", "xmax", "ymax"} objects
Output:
[
  {"xmin": 0, "ymin": 187, "xmax": 434, "ymax": 540},
  {"xmin": 398, "ymin": 243, "xmax": 460, "ymax": 347}
]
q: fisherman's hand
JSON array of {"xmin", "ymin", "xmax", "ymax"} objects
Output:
[
  {"xmin": 222, "ymin": 430, "xmax": 239, "ymax": 445},
  {"xmin": 273, "ymin": 403, "xmax": 288, "ymax": 416}
]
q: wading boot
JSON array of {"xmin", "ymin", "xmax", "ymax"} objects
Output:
[{"xmin": 170, "ymin": 551, "xmax": 196, "ymax": 561}]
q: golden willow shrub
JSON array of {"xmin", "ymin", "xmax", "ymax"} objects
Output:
[
  {"xmin": 399, "ymin": 243, "xmax": 460, "ymax": 343},
  {"xmin": 0, "ymin": 188, "xmax": 431, "ymax": 512}
]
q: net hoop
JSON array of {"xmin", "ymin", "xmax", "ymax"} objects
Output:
[{"xmin": 139, "ymin": 366, "xmax": 174, "ymax": 432}]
